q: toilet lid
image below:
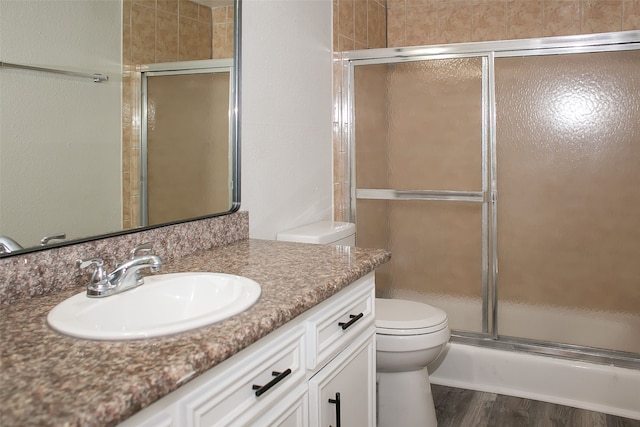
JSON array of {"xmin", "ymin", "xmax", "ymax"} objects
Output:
[{"xmin": 375, "ymin": 298, "xmax": 448, "ymax": 333}]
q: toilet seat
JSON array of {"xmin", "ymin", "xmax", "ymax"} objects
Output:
[{"xmin": 376, "ymin": 298, "xmax": 448, "ymax": 336}]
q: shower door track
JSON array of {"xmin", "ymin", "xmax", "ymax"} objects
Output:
[{"xmin": 343, "ymin": 31, "xmax": 640, "ymax": 369}]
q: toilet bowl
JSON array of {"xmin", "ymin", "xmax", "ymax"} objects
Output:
[{"xmin": 376, "ymin": 298, "xmax": 450, "ymax": 427}]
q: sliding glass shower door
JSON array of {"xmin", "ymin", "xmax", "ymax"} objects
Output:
[
  {"xmin": 353, "ymin": 57, "xmax": 488, "ymax": 334},
  {"xmin": 495, "ymin": 50, "xmax": 640, "ymax": 354},
  {"xmin": 141, "ymin": 65, "xmax": 232, "ymax": 226},
  {"xmin": 347, "ymin": 34, "xmax": 640, "ymax": 361}
]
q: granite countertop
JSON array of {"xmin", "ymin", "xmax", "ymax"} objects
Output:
[{"xmin": 0, "ymin": 239, "xmax": 390, "ymax": 427}]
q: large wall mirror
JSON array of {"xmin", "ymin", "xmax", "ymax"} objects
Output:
[{"xmin": 0, "ymin": 0, "xmax": 240, "ymax": 257}]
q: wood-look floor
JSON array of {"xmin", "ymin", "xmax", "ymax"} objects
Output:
[{"xmin": 432, "ymin": 385, "xmax": 640, "ymax": 427}]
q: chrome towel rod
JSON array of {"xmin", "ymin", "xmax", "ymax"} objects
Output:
[{"xmin": 0, "ymin": 61, "xmax": 108, "ymax": 83}]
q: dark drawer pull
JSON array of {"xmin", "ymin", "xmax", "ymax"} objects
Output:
[
  {"xmin": 252, "ymin": 368, "xmax": 292, "ymax": 397},
  {"xmin": 329, "ymin": 392, "xmax": 341, "ymax": 427},
  {"xmin": 338, "ymin": 312, "xmax": 364, "ymax": 330}
]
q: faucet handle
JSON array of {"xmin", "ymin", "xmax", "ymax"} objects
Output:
[
  {"xmin": 130, "ymin": 242, "xmax": 154, "ymax": 259},
  {"xmin": 76, "ymin": 258, "xmax": 108, "ymax": 287}
]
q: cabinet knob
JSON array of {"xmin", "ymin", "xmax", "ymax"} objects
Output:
[
  {"xmin": 328, "ymin": 392, "xmax": 341, "ymax": 427},
  {"xmin": 252, "ymin": 368, "xmax": 292, "ymax": 397},
  {"xmin": 338, "ymin": 313, "xmax": 363, "ymax": 330}
]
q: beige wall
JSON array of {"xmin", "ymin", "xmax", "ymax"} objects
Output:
[{"xmin": 0, "ymin": 1, "xmax": 122, "ymax": 247}]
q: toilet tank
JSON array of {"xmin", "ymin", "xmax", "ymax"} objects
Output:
[{"xmin": 276, "ymin": 221, "xmax": 356, "ymax": 246}]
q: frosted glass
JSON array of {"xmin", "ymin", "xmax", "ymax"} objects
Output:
[
  {"xmin": 354, "ymin": 58, "xmax": 483, "ymax": 191},
  {"xmin": 495, "ymin": 50, "xmax": 640, "ymax": 353},
  {"xmin": 354, "ymin": 64, "xmax": 390, "ymax": 190},
  {"xmin": 146, "ymin": 72, "xmax": 231, "ymax": 225},
  {"xmin": 356, "ymin": 199, "xmax": 484, "ymax": 333}
]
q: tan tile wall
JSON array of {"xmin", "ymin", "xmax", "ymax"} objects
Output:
[
  {"xmin": 122, "ymin": 0, "xmax": 231, "ymax": 229},
  {"xmin": 213, "ymin": 6, "xmax": 235, "ymax": 59},
  {"xmin": 387, "ymin": 0, "xmax": 640, "ymax": 47},
  {"xmin": 334, "ymin": 0, "xmax": 388, "ymax": 50}
]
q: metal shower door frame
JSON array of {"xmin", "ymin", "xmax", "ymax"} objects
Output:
[
  {"xmin": 343, "ymin": 31, "xmax": 640, "ymax": 368},
  {"xmin": 139, "ymin": 59, "xmax": 234, "ymax": 227},
  {"xmin": 345, "ymin": 50, "xmax": 495, "ymax": 337}
]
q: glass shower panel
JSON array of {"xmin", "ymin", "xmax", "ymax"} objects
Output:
[
  {"xmin": 356, "ymin": 199, "xmax": 484, "ymax": 333},
  {"xmin": 495, "ymin": 50, "xmax": 640, "ymax": 353},
  {"xmin": 145, "ymin": 72, "xmax": 231, "ymax": 226},
  {"xmin": 353, "ymin": 56, "xmax": 486, "ymax": 334},
  {"xmin": 354, "ymin": 58, "xmax": 483, "ymax": 191}
]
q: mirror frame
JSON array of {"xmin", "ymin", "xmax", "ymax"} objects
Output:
[{"xmin": 1, "ymin": 0, "xmax": 241, "ymax": 258}]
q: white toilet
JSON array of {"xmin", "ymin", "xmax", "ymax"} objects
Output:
[
  {"xmin": 376, "ymin": 298, "xmax": 449, "ymax": 427},
  {"xmin": 276, "ymin": 220, "xmax": 356, "ymax": 246},
  {"xmin": 277, "ymin": 221, "xmax": 450, "ymax": 427}
]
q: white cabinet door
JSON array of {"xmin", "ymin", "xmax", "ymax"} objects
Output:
[
  {"xmin": 308, "ymin": 328, "xmax": 376, "ymax": 427},
  {"xmin": 252, "ymin": 383, "xmax": 309, "ymax": 427}
]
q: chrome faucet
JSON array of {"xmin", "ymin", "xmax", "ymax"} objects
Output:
[
  {"xmin": 77, "ymin": 243, "xmax": 162, "ymax": 298},
  {"xmin": 40, "ymin": 232, "xmax": 66, "ymax": 246},
  {"xmin": 0, "ymin": 235, "xmax": 23, "ymax": 254}
]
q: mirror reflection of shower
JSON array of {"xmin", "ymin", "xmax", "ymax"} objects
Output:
[{"xmin": 138, "ymin": 61, "xmax": 234, "ymax": 227}]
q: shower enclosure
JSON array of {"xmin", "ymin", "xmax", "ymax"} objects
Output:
[
  {"xmin": 139, "ymin": 60, "xmax": 234, "ymax": 226},
  {"xmin": 341, "ymin": 32, "xmax": 640, "ymax": 367}
]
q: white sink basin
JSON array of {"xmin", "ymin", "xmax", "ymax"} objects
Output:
[{"xmin": 47, "ymin": 272, "xmax": 261, "ymax": 340}]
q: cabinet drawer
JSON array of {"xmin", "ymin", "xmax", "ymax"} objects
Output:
[
  {"xmin": 305, "ymin": 274, "xmax": 375, "ymax": 370},
  {"xmin": 180, "ymin": 329, "xmax": 305, "ymax": 426}
]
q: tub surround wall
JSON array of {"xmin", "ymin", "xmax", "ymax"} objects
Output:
[
  {"xmin": 0, "ymin": 211, "xmax": 248, "ymax": 305},
  {"xmin": 334, "ymin": 0, "xmax": 388, "ymax": 51},
  {"xmin": 386, "ymin": 0, "xmax": 640, "ymax": 46},
  {"xmin": 0, "ymin": 238, "xmax": 390, "ymax": 426}
]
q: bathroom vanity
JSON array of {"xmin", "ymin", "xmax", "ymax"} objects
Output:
[
  {"xmin": 121, "ymin": 272, "xmax": 376, "ymax": 427},
  {"xmin": 0, "ymin": 238, "xmax": 390, "ymax": 426}
]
